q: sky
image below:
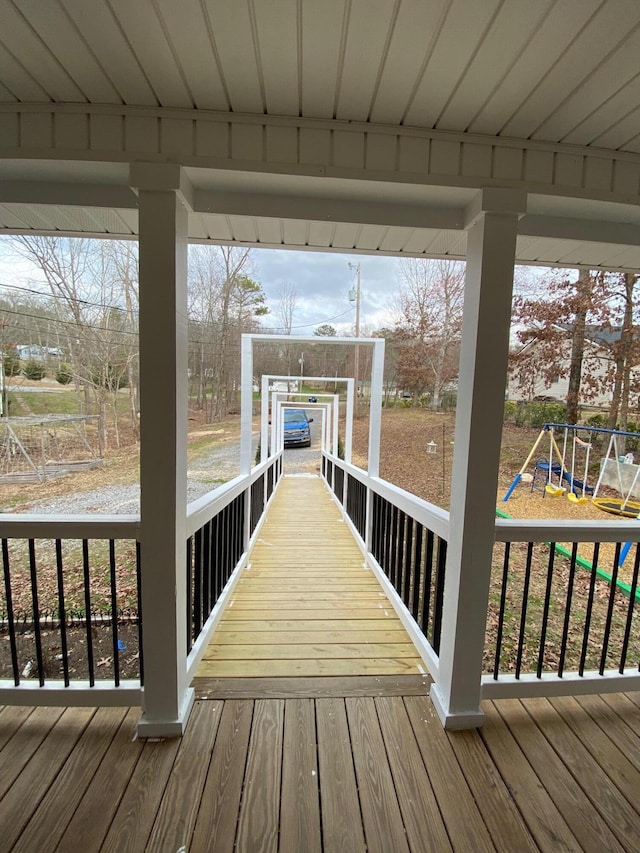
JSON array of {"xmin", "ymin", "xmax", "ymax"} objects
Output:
[
  {"xmin": 0, "ymin": 237, "xmax": 551, "ymax": 339},
  {"xmin": 0, "ymin": 238, "xmax": 405, "ymax": 335},
  {"xmin": 250, "ymin": 249, "xmax": 402, "ymax": 335}
]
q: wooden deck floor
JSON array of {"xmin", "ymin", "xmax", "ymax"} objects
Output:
[
  {"xmin": 1, "ymin": 691, "xmax": 640, "ymax": 851},
  {"xmin": 195, "ymin": 476, "xmax": 425, "ymax": 681}
]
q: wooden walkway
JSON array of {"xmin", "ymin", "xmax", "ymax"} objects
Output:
[
  {"xmin": 195, "ymin": 475, "xmax": 425, "ymax": 681},
  {"xmin": 1, "ymin": 692, "xmax": 640, "ymax": 851}
]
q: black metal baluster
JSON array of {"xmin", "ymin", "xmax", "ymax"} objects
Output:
[
  {"xmin": 2, "ymin": 539, "xmax": 19, "ymax": 685},
  {"xmin": 202, "ymin": 522, "xmax": 211, "ymax": 624},
  {"xmin": 109, "ymin": 540, "xmax": 120, "ymax": 687},
  {"xmin": 515, "ymin": 542, "xmax": 534, "ymax": 680},
  {"xmin": 207, "ymin": 519, "xmax": 216, "ymax": 612},
  {"xmin": 432, "ymin": 538, "xmax": 447, "ymax": 654},
  {"xmin": 186, "ymin": 536, "xmax": 193, "ymax": 652},
  {"xmin": 599, "ymin": 542, "xmax": 621, "ymax": 675},
  {"xmin": 390, "ymin": 505, "xmax": 399, "ymax": 588},
  {"xmin": 402, "ymin": 518, "xmax": 414, "ymax": 607},
  {"xmin": 493, "ymin": 542, "xmax": 511, "ymax": 680},
  {"xmin": 28, "ymin": 539, "xmax": 45, "ymax": 686},
  {"xmin": 136, "ymin": 541, "xmax": 144, "ymax": 685},
  {"xmin": 82, "ymin": 539, "xmax": 95, "ymax": 687},
  {"xmin": 411, "ymin": 525, "xmax": 423, "ymax": 621},
  {"xmin": 193, "ymin": 529, "xmax": 203, "ymax": 641},
  {"xmin": 392, "ymin": 511, "xmax": 407, "ymax": 592},
  {"xmin": 558, "ymin": 543, "xmax": 579, "ymax": 678},
  {"xmin": 579, "ymin": 543, "xmax": 600, "ymax": 677},
  {"xmin": 54, "ymin": 540, "xmax": 70, "ymax": 685},
  {"xmin": 619, "ymin": 544, "xmax": 640, "ymax": 673},
  {"xmin": 537, "ymin": 544, "xmax": 556, "ymax": 679},
  {"xmin": 420, "ymin": 530, "xmax": 434, "ymax": 634}
]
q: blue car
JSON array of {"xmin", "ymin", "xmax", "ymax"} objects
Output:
[{"xmin": 283, "ymin": 409, "xmax": 313, "ymax": 448}]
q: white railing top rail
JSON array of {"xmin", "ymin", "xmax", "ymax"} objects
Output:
[
  {"xmin": 323, "ymin": 451, "xmax": 450, "ymax": 541},
  {"xmin": 0, "ymin": 515, "xmax": 140, "ymax": 539},
  {"xmin": 495, "ymin": 516, "xmax": 640, "ymax": 543},
  {"xmin": 186, "ymin": 450, "xmax": 282, "ymax": 538}
]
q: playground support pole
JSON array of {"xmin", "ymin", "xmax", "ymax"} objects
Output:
[
  {"xmin": 430, "ymin": 188, "xmax": 525, "ymax": 730},
  {"xmin": 502, "ymin": 427, "xmax": 546, "ymax": 501}
]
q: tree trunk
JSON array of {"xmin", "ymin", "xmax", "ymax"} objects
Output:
[{"xmin": 566, "ymin": 270, "xmax": 590, "ymax": 424}]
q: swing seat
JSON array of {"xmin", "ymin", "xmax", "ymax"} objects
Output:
[
  {"xmin": 567, "ymin": 492, "xmax": 589, "ymax": 504},
  {"xmin": 545, "ymin": 484, "xmax": 565, "ymax": 496}
]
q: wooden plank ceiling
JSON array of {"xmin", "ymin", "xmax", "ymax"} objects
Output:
[
  {"xmin": 1, "ymin": 0, "xmax": 640, "ymax": 270},
  {"xmin": 1, "ymin": 0, "xmax": 639, "ymax": 152}
]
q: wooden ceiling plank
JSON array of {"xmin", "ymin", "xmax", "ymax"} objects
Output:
[
  {"xmin": 503, "ymin": 0, "xmax": 640, "ymax": 140},
  {"xmin": 437, "ymin": 1, "xmax": 554, "ymax": 132},
  {"xmin": 0, "ymin": 0, "xmax": 85, "ymax": 101},
  {"xmin": 0, "ymin": 42, "xmax": 49, "ymax": 102},
  {"xmin": 107, "ymin": 0, "xmax": 193, "ymax": 108},
  {"xmin": 535, "ymin": 27, "xmax": 640, "ymax": 144},
  {"xmin": 565, "ymin": 77, "xmax": 640, "ymax": 147},
  {"xmin": 253, "ymin": 0, "xmax": 300, "ymax": 117},
  {"xmin": 403, "ymin": 0, "xmax": 501, "ymax": 128},
  {"xmin": 300, "ymin": 0, "xmax": 346, "ymax": 118},
  {"xmin": 336, "ymin": 0, "xmax": 397, "ymax": 122},
  {"xmin": 61, "ymin": 0, "xmax": 157, "ymax": 105},
  {"xmin": 153, "ymin": 0, "xmax": 228, "ymax": 111},
  {"xmin": 370, "ymin": 0, "xmax": 449, "ymax": 125},
  {"xmin": 202, "ymin": 0, "xmax": 263, "ymax": 113},
  {"xmin": 593, "ymin": 107, "xmax": 640, "ymax": 151},
  {"xmin": 14, "ymin": 0, "xmax": 120, "ymax": 104},
  {"xmin": 469, "ymin": 0, "xmax": 601, "ymax": 137}
]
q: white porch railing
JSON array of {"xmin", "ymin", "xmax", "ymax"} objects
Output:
[
  {"xmin": 322, "ymin": 451, "xmax": 449, "ymax": 683},
  {"xmin": 322, "ymin": 450, "xmax": 640, "ymax": 705},
  {"xmin": 0, "ymin": 450, "xmax": 284, "ymax": 706},
  {"xmin": 185, "ymin": 450, "xmax": 283, "ymax": 680},
  {"xmin": 0, "ymin": 515, "xmax": 142, "ymax": 706},
  {"xmin": 484, "ymin": 517, "xmax": 640, "ymax": 698}
]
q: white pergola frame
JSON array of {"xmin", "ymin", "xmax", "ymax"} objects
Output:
[
  {"xmin": 241, "ymin": 335, "xmax": 385, "ymax": 477},
  {"xmin": 260, "ymin": 375, "xmax": 356, "ymax": 462},
  {"xmin": 269, "ymin": 395, "xmax": 338, "ymax": 458}
]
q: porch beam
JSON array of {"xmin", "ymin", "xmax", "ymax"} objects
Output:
[
  {"xmin": 133, "ymin": 162, "xmax": 194, "ymax": 738},
  {"xmin": 431, "ymin": 187, "xmax": 526, "ymax": 730}
]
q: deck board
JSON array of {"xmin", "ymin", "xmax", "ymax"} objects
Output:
[
  {"xmin": 194, "ymin": 476, "xmax": 424, "ymax": 681},
  {"xmin": 3, "ymin": 693, "xmax": 640, "ymax": 851}
]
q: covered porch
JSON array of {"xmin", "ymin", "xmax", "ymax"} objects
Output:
[{"xmin": 1, "ymin": 1, "xmax": 640, "ymax": 847}]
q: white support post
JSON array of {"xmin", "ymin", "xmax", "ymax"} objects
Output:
[
  {"xmin": 345, "ymin": 379, "xmax": 354, "ymax": 464},
  {"xmin": 132, "ymin": 162, "xmax": 194, "ymax": 738},
  {"xmin": 261, "ymin": 375, "xmax": 269, "ymax": 462},
  {"xmin": 368, "ymin": 339, "xmax": 385, "ymax": 477},
  {"xmin": 430, "ymin": 188, "xmax": 526, "ymax": 730},
  {"xmin": 333, "ymin": 395, "xmax": 339, "ymax": 456},
  {"xmin": 240, "ymin": 335, "xmax": 253, "ymax": 475}
]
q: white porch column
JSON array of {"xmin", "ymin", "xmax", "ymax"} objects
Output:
[
  {"xmin": 430, "ymin": 188, "xmax": 526, "ymax": 730},
  {"xmin": 132, "ymin": 162, "xmax": 194, "ymax": 737},
  {"xmin": 240, "ymin": 335, "xmax": 253, "ymax": 474},
  {"xmin": 367, "ymin": 339, "xmax": 385, "ymax": 477}
]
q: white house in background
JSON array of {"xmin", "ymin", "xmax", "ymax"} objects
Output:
[
  {"xmin": 16, "ymin": 345, "xmax": 63, "ymax": 363},
  {"xmin": 508, "ymin": 327, "xmax": 640, "ymax": 408}
]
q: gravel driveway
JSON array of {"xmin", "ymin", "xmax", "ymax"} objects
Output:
[{"xmin": 22, "ymin": 415, "xmax": 323, "ymax": 515}]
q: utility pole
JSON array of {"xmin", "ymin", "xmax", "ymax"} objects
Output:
[{"xmin": 348, "ymin": 262, "xmax": 361, "ymax": 416}]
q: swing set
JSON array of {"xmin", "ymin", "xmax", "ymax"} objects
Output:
[{"xmin": 503, "ymin": 422, "xmax": 640, "ymax": 516}]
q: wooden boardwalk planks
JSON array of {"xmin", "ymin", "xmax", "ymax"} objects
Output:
[
  {"xmin": 3, "ymin": 693, "xmax": 640, "ymax": 852},
  {"xmin": 194, "ymin": 476, "xmax": 425, "ymax": 681}
]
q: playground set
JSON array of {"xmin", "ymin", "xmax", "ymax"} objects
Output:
[{"xmin": 503, "ymin": 422, "xmax": 640, "ymax": 573}]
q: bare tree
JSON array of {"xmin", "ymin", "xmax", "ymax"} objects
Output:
[{"xmin": 394, "ymin": 259, "xmax": 465, "ymax": 408}]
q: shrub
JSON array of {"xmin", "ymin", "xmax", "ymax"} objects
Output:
[
  {"xmin": 504, "ymin": 401, "xmax": 517, "ymax": 423},
  {"xmin": 3, "ymin": 350, "xmax": 20, "ymax": 377},
  {"xmin": 23, "ymin": 360, "xmax": 45, "ymax": 381},
  {"xmin": 55, "ymin": 364, "xmax": 73, "ymax": 385}
]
